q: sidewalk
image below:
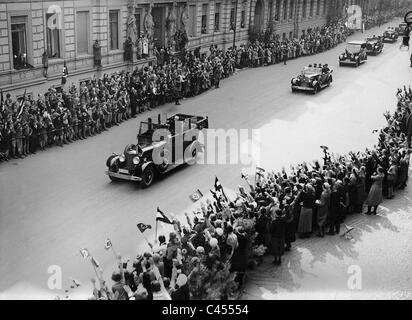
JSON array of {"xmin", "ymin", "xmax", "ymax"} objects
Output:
[{"xmin": 240, "ymin": 183, "xmax": 412, "ymax": 300}]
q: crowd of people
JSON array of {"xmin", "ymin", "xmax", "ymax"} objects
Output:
[
  {"xmin": 0, "ymin": 18, "xmax": 359, "ymax": 162},
  {"xmin": 86, "ymin": 86, "xmax": 411, "ymax": 300},
  {"xmin": 243, "ymin": 21, "xmax": 351, "ymax": 67}
]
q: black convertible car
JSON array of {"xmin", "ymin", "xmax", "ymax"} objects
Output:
[{"xmin": 291, "ymin": 65, "xmax": 333, "ymax": 94}]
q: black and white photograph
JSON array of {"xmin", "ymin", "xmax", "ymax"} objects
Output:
[{"xmin": 0, "ymin": 0, "xmax": 412, "ymax": 306}]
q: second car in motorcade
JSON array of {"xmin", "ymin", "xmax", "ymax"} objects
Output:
[{"xmin": 339, "ymin": 41, "xmax": 368, "ymax": 67}]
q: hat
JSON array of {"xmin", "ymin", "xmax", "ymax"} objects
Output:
[
  {"xmin": 176, "ymin": 274, "xmax": 188, "ymax": 287},
  {"xmin": 215, "ymin": 227, "xmax": 224, "ymax": 236},
  {"xmin": 209, "ymin": 238, "xmax": 218, "ymax": 247}
]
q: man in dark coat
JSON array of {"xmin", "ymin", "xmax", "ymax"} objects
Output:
[
  {"xmin": 327, "ymin": 184, "xmax": 344, "ymax": 235},
  {"xmin": 213, "ymin": 63, "xmax": 222, "ymax": 89},
  {"xmin": 269, "ymin": 210, "xmax": 286, "ymax": 265}
]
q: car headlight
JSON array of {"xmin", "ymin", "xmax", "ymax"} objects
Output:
[
  {"xmin": 312, "ymin": 80, "xmax": 318, "ymax": 86},
  {"xmin": 132, "ymin": 156, "xmax": 140, "ymax": 165},
  {"xmin": 119, "ymin": 154, "xmax": 125, "ymax": 162}
]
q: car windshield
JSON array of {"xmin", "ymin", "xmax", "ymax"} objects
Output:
[
  {"xmin": 346, "ymin": 44, "xmax": 361, "ymax": 53},
  {"xmin": 302, "ymin": 67, "xmax": 320, "ymax": 76}
]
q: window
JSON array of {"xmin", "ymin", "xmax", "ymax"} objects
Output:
[
  {"xmin": 135, "ymin": 11, "xmax": 141, "ymax": 38},
  {"xmin": 310, "ymin": 0, "xmax": 315, "ymax": 16},
  {"xmin": 11, "ymin": 16, "xmax": 28, "ymax": 69},
  {"xmin": 268, "ymin": 0, "xmax": 273, "ymax": 21},
  {"xmin": 323, "ymin": 0, "xmax": 327, "ymax": 14},
  {"xmin": 46, "ymin": 13, "xmax": 60, "ymax": 59},
  {"xmin": 302, "ymin": 0, "xmax": 307, "ymax": 18},
  {"xmin": 76, "ymin": 11, "xmax": 89, "ymax": 54},
  {"xmin": 289, "ymin": 0, "xmax": 294, "ymax": 19},
  {"xmin": 189, "ymin": 5, "xmax": 197, "ymax": 37},
  {"xmin": 275, "ymin": 0, "xmax": 281, "ymax": 20},
  {"xmin": 289, "ymin": 31, "xmax": 293, "ymax": 39},
  {"xmin": 241, "ymin": 10, "xmax": 246, "ymax": 28},
  {"xmin": 230, "ymin": 6, "xmax": 235, "ymax": 31},
  {"xmin": 282, "ymin": 32, "xmax": 286, "ymax": 40},
  {"xmin": 283, "ymin": 0, "xmax": 288, "ymax": 20},
  {"xmin": 109, "ymin": 10, "xmax": 119, "ymax": 50},
  {"xmin": 214, "ymin": 3, "xmax": 221, "ymax": 31},
  {"xmin": 201, "ymin": 4, "xmax": 208, "ymax": 34},
  {"xmin": 316, "ymin": 0, "xmax": 321, "ymax": 15}
]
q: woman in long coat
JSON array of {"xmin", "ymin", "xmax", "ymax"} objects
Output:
[
  {"xmin": 398, "ymin": 151, "xmax": 410, "ymax": 189},
  {"xmin": 316, "ymin": 183, "xmax": 331, "ymax": 237},
  {"xmin": 269, "ymin": 210, "xmax": 286, "ymax": 265},
  {"xmin": 365, "ymin": 167, "xmax": 385, "ymax": 215},
  {"xmin": 283, "ymin": 190, "xmax": 296, "ymax": 251},
  {"xmin": 297, "ymin": 184, "xmax": 316, "ymax": 238}
]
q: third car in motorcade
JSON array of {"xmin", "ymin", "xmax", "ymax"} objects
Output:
[{"xmin": 366, "ymin": 36, "xmax": 384, "ymax": 55}]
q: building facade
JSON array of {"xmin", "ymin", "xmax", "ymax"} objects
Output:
[{"xmin": 0, "ymin": 0, "xmax": 337, "ymax": 97}]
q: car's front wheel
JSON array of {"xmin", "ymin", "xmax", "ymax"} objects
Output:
[
  {"xmin": 312, "ymin": 85, "xmax": 319, "ymax": 94},
  {"xmin": 141, "ymin": 165, "xmax": 155, "ymax": 188}
]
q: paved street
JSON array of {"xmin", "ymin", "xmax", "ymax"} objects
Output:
[{"xmin": 1, "ymin": 19, "xmax": 412, "ymax": 299}]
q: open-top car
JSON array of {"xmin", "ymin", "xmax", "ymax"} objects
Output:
[
  {"xmin": 339, "ymin": 41, "xmax": 367, "ymax": 67},
  {"xmin": 105, "ymin": 113, "xmax": 209, "ymax": 188},
  {"xmin": 291, "ymin": 65, "xmax": 333, "ymax": 94},
  {"xmin": 366, "ymin": 36, "xmax": 384, "ymax": 55},
  {"xmin": 382, "ymin": 27, "xmax": 399, "ymax": 43}
]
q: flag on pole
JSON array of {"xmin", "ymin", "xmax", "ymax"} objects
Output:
[
  {"xmin": 214, "ymin": 176, "xmax": 229, "ymax": 202},
  {"xmin": 16, "ymin": 89, "xmax": 27, "ymax": 119},
  {"xmin": 80, "ymin": 248, "xmax": 90, "ymax": 259},
  {"xmin": 189, "ymin": 189, "xmax": 203, "ymax": 202},
  {"xmin": 104, "ymin": 238, "xmax": 112, "ymax": 250},
  {"xmin": 90, "ymin": 256, "xmax": 100, "ymax": 268},
  {"xmin": 156, "ymin": 207, "xmax": 174, "ymax": 225},
  {"xmin": 214, "ymin": 176, "xmax": 223, "ymax": 192},
  {"xmin": 137, "ymin": 222, "xmax": 152, "ymax": 233},
  {"xmin": 256, "ymin": 166, "xmax": 266, "ymax": 174}
]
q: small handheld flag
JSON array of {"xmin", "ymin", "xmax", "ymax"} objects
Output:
[
  {"xmin": 80, "ymin": 248, "xmax": 90, "ymax": 259},
  {"xmin": 104, "ymin": 238, "xmax": 112, "ymax": 250},
  {"xmin": 90, "ymin": 256, "xmax": 100, "ymax": 268},
  {"xmin": 190, "ymin": 189, "xmax": 203, "ymax": 202},
  {"xmin": 137, "ymin": 222, "xmax": 152, "ymax": 233},
  {"xmin": 156, "ymin": 207, "xmax": 174, "ymax": 225}
]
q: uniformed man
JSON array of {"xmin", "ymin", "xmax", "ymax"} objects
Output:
[
  {"xmin": 173, "ymin": 74, "xmax": 182, "ymax": 105},
  {"xmin": 213, "ymin": 62, "xmax": 223, "ymax": 89}
]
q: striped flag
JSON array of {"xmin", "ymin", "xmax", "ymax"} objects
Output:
[
  {"xmin": 156, "ymin": 207, "xmax": 173, "ymax": 225},
  {"xmin": 16, "ymin": 89, "xmax": 27, "ymax": 119},
  {"xmin": 189, "ymin": 189, "xmax": 203, "ymax": 202},
  {"xmin": 256, "ymin": 166, "xmax": 265, "ymax": 178}
]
